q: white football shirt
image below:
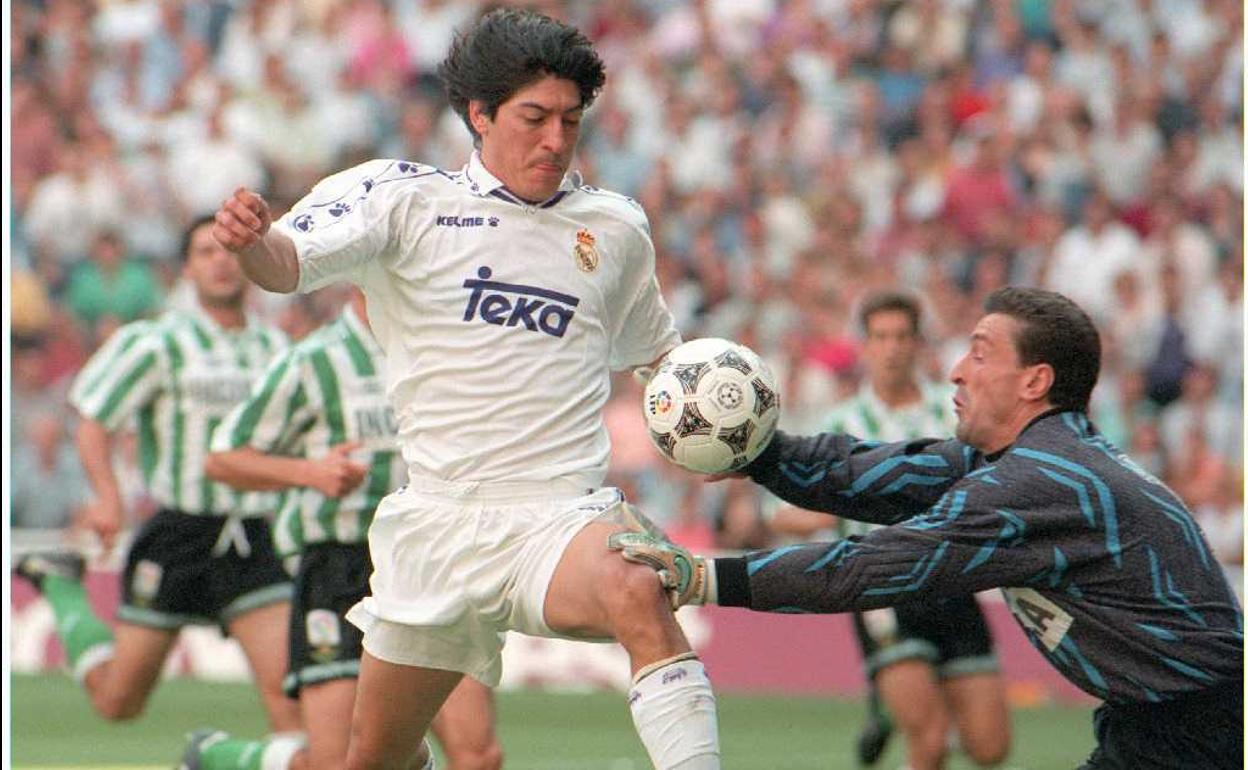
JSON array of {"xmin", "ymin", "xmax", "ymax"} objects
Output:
[{"xmin": 274, "ymin": 153, "xmax": 681, "ymax": 488}]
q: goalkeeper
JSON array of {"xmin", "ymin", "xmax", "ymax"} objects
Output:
[{"xmin": 615, "ymin": 287, "xmax": 1243, "ymax": 769}]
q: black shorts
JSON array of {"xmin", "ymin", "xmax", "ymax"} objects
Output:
[
  {"xmin": 853, "ymin": 594, "xmax": 998, "ymax": 679},
  {"xmin": 284, "ymin": 541, "xmax": 371, "ymax": 697},
  {"xmin": 1078, "ymin": 680, "xmax": 1244, "ymax": 769},
  {"xmin": 118, "ymin": 509, "xmax": 292, "ymax": 630}
]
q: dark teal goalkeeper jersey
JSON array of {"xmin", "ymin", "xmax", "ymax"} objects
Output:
[{"xmin": 717, "ymin": 410, "xmax": 1243, "ymax": 705}]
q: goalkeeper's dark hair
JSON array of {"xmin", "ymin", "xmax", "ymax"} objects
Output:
[
  {"xmin": 983, "ymin": 287, "xmax": 1101, "ymax": 412},
  {"xmin": 439, "ymin": 8, "xmax": 605, "ymax": 146},
  {"xmin": 178, "ymin": 214, "xmax": 219, "ymax": 263}
]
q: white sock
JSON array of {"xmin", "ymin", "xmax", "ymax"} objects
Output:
[
  {"xmin": 72, "ymin": 642, "xmax": 114, "ymax": 684},
  {"xmin": 628, "ymin": 655, "xmax": 720, "ymax": 769},
  {"xmin": 260, "ymin": 732, "xmax": 305, "ymax": 770}
]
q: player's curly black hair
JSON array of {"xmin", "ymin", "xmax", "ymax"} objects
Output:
[
  {"xmin": 984, "ymin": 287, "xmax": 1102, "ymax": 413},
  {"xmin": 439, "ymin": 8, "xmax": 606, "ymax": 145}
]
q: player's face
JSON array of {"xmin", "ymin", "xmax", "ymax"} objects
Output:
[
  {"xmin": 949, "ymin": 313, "xmax": 1033, "ymax": 453},
  {"xmin": 183, "ymin": 223, "xmax": 247, "ymax": 308},
  {"xmin": 474, "ymin": 75, "xmax": 583, "ymax": 202},
  {"xmin": 862, "ymin": 310, "xmax": 920, "ymax": 389}
]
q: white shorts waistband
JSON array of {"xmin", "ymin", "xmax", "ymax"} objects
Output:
[{"xmin": 400, "ymin": 476, "xmax": 596, "ymax": 503}]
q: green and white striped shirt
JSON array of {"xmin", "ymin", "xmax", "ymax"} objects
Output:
[
  {"xmin": 821, "ymin": 381, "xmax": 957, "ymax": 537},
  {"xmin": 70, "ymin": 307, "xmax": 287, "ymax": 517},
  {"xmin": 212, "ymin": 310, "xmax": 403, "ymax": 558}
]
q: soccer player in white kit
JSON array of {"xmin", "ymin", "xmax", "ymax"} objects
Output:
[{"xmin": 211, "ymin": 9, "xmax": 720, "ymax": 770}]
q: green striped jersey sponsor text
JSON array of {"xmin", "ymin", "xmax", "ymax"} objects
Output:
[
  {"xmin": 213, "ymin": 310, "xmax": 403, "ymax": 556},
  {"xmin": 70, "ymin": 308, "xmax": 286, "ymax": 516}
]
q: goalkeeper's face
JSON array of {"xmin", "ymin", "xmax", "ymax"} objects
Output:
[
  {"xmin": 472, "ymin": 75, "xmax": 583, "ymax": 203},
  {"xmin": 950, "ymin": 313, "xmax": 1051, "ymax": 454},
  {"xmin": 183, "ymin": 223, "xmax": 247, "ymax": 308}
]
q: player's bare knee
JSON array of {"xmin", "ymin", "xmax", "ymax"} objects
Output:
[
  {"xmin": 909, "ymin": 740, "xmax": 948, "ymax": 767},
  {"xmin": 261, "ymin": 687, "xmax": 295, "ymax": 710},
  {"xmin": 966, "ymin": 744, "xmax": 1009, "ymax": 767},
  {"xmin": 603, "ymin": 560, "xmax": 669, "ymax": 620},
  {"xmin": 445, "ymin": 740, "xmax": 503, "ymax": 770},
  {"xmin": 963, "ymin": 730, "xmax": 1010, "ymax": 766},
  {"xmin": 92, "ymin": 689, "xmax": 146, "ymax": 721},
  {"xmin": 903, "ymin": 718, "xmax": 949, "ymax": 765},
  {"xmin": 482, "ymin": 742, "xmax": 505, "ymax": 770},
  {"xmin": 96, "ymin": 701, "xmax": 144, "ymax": 721}
]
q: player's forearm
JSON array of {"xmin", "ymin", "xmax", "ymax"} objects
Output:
[
  {"xmin": 710, "ymin": 531, "xmax": 1008, "ymax": 614},
  {"xmin": 709, "ymin": 540, "xmax": 899, "ymax": 613},
  {"xmin": 76, "ymin": 418, "xmax": 123, "ymax": 504},
  {"xmin": 205, "ymin": 447, "xmax": 311, "ymax": 491},
  {"xmin": 237, "ymin": 230, "xmax": 300, "ymax": 294},
  {"xmin": 746, "ymin": 431, "xmax": 965, "ymax": 524}
]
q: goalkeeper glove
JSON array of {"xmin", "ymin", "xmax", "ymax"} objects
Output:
[
  {"xmin": 632, "ymin": 364, "xmax": 656, "ymax": 387},
  {"xmin": 608, "ymin": 531, "xmax": 709, "ymax": 609}
]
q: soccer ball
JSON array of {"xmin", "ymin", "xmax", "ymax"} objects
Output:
[{"xmin": 642, "ymin": 338, "xmax": 781, "ymax": 474}]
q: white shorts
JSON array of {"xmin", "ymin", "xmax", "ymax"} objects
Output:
[{"xmin": 345, "ymin": 479, "xmax": 625, "ymax": 687}]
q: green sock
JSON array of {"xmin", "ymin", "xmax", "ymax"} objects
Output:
[
  {"xmin": 198, "ymin": 733, "xmax": 305, "ymax": 770},
  {"xmin": 41, "ymin": 575, "xmax": 114, "ymax": 671},
  {"xmin": 198, "ymin": 737, "xmax": 266, "ymax": 770}
]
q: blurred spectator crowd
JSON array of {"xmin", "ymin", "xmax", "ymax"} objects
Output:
[{"xmin": 8, "ymin": 0, "xmax": 1244, "ymax": 588}]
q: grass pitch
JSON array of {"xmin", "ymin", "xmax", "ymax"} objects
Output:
[{"xmin": 10, "ymin": 674, "xmax": 1095, "ymax": 768}]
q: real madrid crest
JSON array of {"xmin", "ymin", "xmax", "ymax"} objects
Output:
[{"xmin": 574, "ymin": 228, "xmax": 599, "ymax": 273}]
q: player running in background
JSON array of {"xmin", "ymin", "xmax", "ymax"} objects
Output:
[
  {"xmin": 182, "ymin": 287, "xmax": 501, "ymax": 770},
  {"xmin": 617, "ymin": 287, "xmax": 1243, "ymax": 769},
  {"xmin": 15, "ymin": 216, "xmax": 300, "ymax": 747},
  {"xmin": 212, "ymin": 9, "xmax": 719, "ymax": 770},
  {"xmin": 809, "ymin": 292, "xmax": 1008, "ymax": 769}
]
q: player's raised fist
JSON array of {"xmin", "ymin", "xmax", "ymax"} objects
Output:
[{"xmin": 213, "ymin": 187, "xmax": 273, "ymax": 253}]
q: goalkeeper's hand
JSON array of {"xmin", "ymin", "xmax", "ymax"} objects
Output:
[{"xmin": 608, "ymin": 531, "xmax": 708, "ymax": 609}]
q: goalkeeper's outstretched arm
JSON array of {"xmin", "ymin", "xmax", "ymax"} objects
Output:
[{"xmin": 744, "ymin": 430, "xmax": 975, "ymax": 526}]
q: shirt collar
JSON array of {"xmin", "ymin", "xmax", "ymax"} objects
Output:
[{"xmin": 461, "ymin": 151, "xmax": 579, "ymax": 207}]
